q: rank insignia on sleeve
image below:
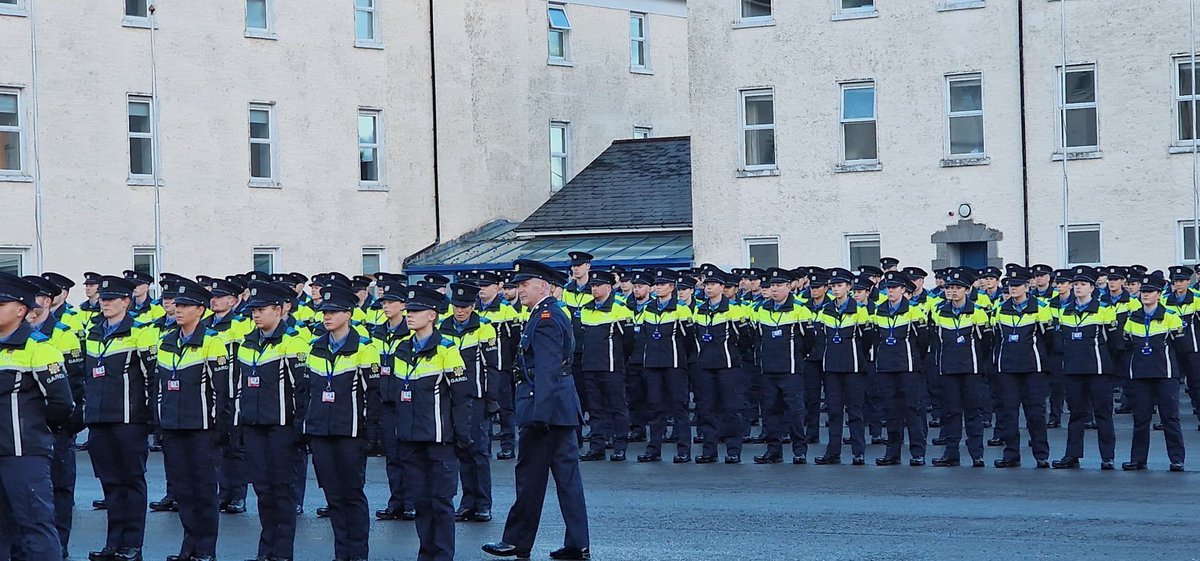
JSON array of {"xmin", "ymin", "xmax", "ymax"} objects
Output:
[
  {"xmin": 47, "ymin": 362, "xmax": 62, "ymax": 375},
  {"xmin": 541, "ymin": 311, "xmax": 551, "ymax": 319},
  {"xmin": 217, "ymin": 355, "xmax": 228, "ymax": 366}
]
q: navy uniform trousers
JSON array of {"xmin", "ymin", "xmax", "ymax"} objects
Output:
[
  {"xmin": 760, "ymin": 371, "xmax": 807, "ymax": 458},
  {"xmin": 243, "ymin": 425, "xmax": 300, "ymax": 560},
  {"xmin": 379, "ymin": 403, "xmax": 413, "ymax": 513},
  {"xmin": 398, "ymin": 442, "xmax": 459, "ymax": 561},
  {"xmin": 1064, "ymin": 375, "xmax": 1116, "ymax": 461},
  {"xmin": 877, "ymin": 372, "xmax": 928, "ymax": 460},
  {"xmin": 740, "ymin": 363, "xmax": 762, "ymax": 437},
  {"xmin": 161, "ymin": 430, "xmax": 220, "ymax": 558},
  {"xmin": 583, "ymin": 369, "xmax": 630, "ymax": 455},
  {"xmin": 0, "ymin": 455, "xmax": 61, "ymax": 561},
  {"xmin": 457, "ymin": 397, "xmax": 492, "ymax": 514},
  {"xmin": 822, "ymin": 371, "xmax": 865, "ymax": 458},
  {"xmin": 997, "ymin": 372, "xmax": 1050, "ymax": 463},
  {"xmin": 695, "ymin": 367, "xmax": 745, "ymax": 458},
  {"xmin": 88, "ymin": 423, "xmax": 150, "ymax": 552},
  {"xmin": 1129, "ymin": 378, "xmax": 1186, "ymax": 465},
  {"xmin": 624, "ymin": 365, "xmax": 649, "ymax": 439},
  {"xmin": 939, "ymin": 375, "xmax": 986, "ymax": 461},
  {"xmin": 802, "ymin": 360, "xmax": 823, "ymax": 444},
  {"xmin": 50, "ymin": 433, "xmax": 76, "ymax": 554},
  {"xmin": 644, "ymin": 367, "xmax": 691, "ymax": 458},
  {"xmin": 501, "ymin": 425, "xmax": 589, "ymax": 552},
  {"xmin": 309, "ymin": 436, "xmax": 369, "ymax": 560},
  {"xmin": 1047, "ymin": 353, "xmax": 1067, "ymax": 424},
  {"xmin": 487, "ymin": 368, "xmax": 517, "ymax": 456},
  {"xmin": 217, "ymin": 428, "xmax": 248, "ymax": 507}
]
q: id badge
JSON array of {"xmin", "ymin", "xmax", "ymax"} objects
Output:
[
  {"xmin": 1071, "ymin": 331, "xmax": 1083, "ymax": 341},
  {"xmin": 1008, "ymin": 334, "xmax": 1020, "ymax": 343},
  {"xmin": 830, "ymin": 336, "xmax": 842, "ymax": 344},
  {"xmin": 167, "ymin": 380, "xmax": 181, "ymax": 392},
  {"xmin": 1141, "ymin": 346, "xmax": 1154, "ymax": 356},
  {"xmin": 322, "ymin": 391, "xmax": 336, "ymax": 403},
  {"xmin": 247, "ymin": 376, "xmax": 260, "ymax": 388},
  {"xmin": 701, "ymin": 333, "xmax": 714, "ymax": 342},
  {"xmin": 634, "ymin": 326, "xmax": 642, "ymax": 333},
  {"xmin": 400, "ymin": 390, "xmax": 413, "ymax": 402},
  {"xmin": 771, "ymin": 329, "xmax": 783, "ymax": 338},
  {"xmin": 91, "ymin": 365, "xmax": 106, "ymax": 378},
  {"xmin": 574, "ymin": 309, "xmax": 582, "ymax": 318},
  {"xmin": 652, "ymin": 331, "xmax": 662, "ymax": 340},
  {"xmin": 381, "ymin": 366, "xmax": 392, "ymax": 377},
  {"xmin": 955, "ymin": 335, "xmax": 967, "ymax": 345},
  {"xmin": 884, "ymin": 337, "xmax": 897, "ymax": 346}
]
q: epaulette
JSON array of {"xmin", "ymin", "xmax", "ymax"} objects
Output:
[
  {"xmin": 285, "ymin": 326, "xmax": 299, "ymax": 336},
  {"xmin": 205, "ymin": 328, "xmax": 219, "ymax": 336},
  {"xmin": 55, "ymin": 321, "xmax": 71, "ymax": 331},
  {"xmin": 479, "ymin": 316, "xmax": 492, "ymax": 324},
  {"xmin": 440, "ymin": 337, "xmax": 455, "ymax": 348},
  {"xmin": 29, "ymin": 331, "xmax": 49, "ymax": 342},
  {"xmin": 132, "ymin": 320, "xmax": 149, "ymax": 328},
  {"xmin": 1098, "ymin": 301, "xmax": 1111, "ymax": 308},
  {"xmin": 63, "ymin": 308, "xmax": 78, "ymax": 316},
  {"xmin": 359, "ymin": 336, "xmax": 372, "ymax": 345},
  {"xmin": 1166, "ymin": 308, "xmax": 1180, "ymax": 316}
]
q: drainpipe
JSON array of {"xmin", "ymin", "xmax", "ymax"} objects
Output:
[
  {"xmin": 28, "ymin": 0, "xmax": 44, "ymax": 272},
  {"xmin": 1017, "ymin": 0, "xmax": 1031, "ymax": 265},
  {"xmin": 415, "ymin": 0, "xmax": 442, "ymax": 260},
  {"xmin": 149, "ymin": 1, "xmax": 164, "ymax": 274}
]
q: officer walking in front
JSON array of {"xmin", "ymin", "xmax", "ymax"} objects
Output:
[
  {"xmin": 0, "ymin": 273, "xmax": 73, "ymax": 561},
  {"xmin": 484, "ymin": 259, "xmax": 589, "ymax": 561}
]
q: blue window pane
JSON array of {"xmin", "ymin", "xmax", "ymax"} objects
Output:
[{"xmin": 843, "ymin": 87, "xmax": 875, "ymax": 120}]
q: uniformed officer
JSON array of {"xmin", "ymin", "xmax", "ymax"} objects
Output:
[
  {"xmin": 153, "ymin": 279, "xmax": 230, "ymax": 561},
  {"xmin": 635, "ymin": 268, "xmax": 693, "ymax": 463},
  {"xmin": 369, "ymin": 279, "xmax": 416, "ymax": 522},
  {"xmin": 205, "ymin": 277, "xmax": 253, "ymax": 515},
  {"xmin": 77, "ymin": 273, "xmax": 104, "ymax": 338},
  {"xmin": 869, "ymin": 271, "xmax": 929, "ymax": 466},
  {"xmin": 440, "ymin": 282, "xmax": 498, "ymax": 523},
  {"xmin": 578, "ymin": 270, "xmax": 634, "ymax": 462},
  {"xmin": 990, "ymin": 267, "xmax": 1053, "ymax": 468},
  {"xmin": 1163, "ymin": 265, "xmax": 1200, "ymax": 430},
  {"xmin": 84, "ymin": 276, "xmax": 158, "ymax": 561},
  {"xmin": 690, "ymin": 268, "xmax": 750, "ymax": 464},
  {"xmin": 393, "ymin": 284, "xmax": 471, "ymax": 561},
  {"xmin": 122, "ymin": 270, "xmax": 164, "ymax": 324},
  {"xmin": 474, "ymin": 271, "xmax": 522, "ymax": 461},
  {"xmin": 560, "ymin": 252, "xmax": 594, "ymax": 426},
  {"xmin": 0, "ymin": 273, "xmax": 73, "ymax": 561},
  {"xmin": 624, "ymin": 272, "xmax": 653, "ymax": 445},
  {"xmin": 483, "ymin": 259, "xmax": 589, "ymax": 561},
  {"xmin": 301, "ymin": 284, "xmax": 380, "ymax": 560},
  {"xmin": 1052, "ymin": 266, "xmax": 1120, "ymax": 470},
  {"xmin": 751, "ymin": 268, "xmax": 812, "ymax": 465},
  {"xmin": 23, "ymin": 275, "xmax": 86, "ymax": 556},
  {"xmin": 815, "ymin": 268, "xmax": 871, "ymax": 466},
  {"xmin": 41, "ymin": 272, "xmax": 83, "ymax": 338},
  {"xmin": 236, "ymin": 281, "xmax": 310, "ymax": 561},
  {"xmin": 1122, "ymin": 271, "xmax": 1186, "ymax": 471},
  {"xmin": 930, "ymin": 268, "xmax": 992, "ymax": 468},
  {"xmin": 802, "ymin": 269, "xmax": 831, "ymax": 446}
]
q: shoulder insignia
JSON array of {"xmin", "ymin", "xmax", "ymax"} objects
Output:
[
  {"xmin": 55, "ymin": 321, "xmax": 71, "ymax": 331},
  {"xmin": 440, "ymin": 338, "xmax": 455, "ymax": 348},
  {"xmin": 297, "ymin": 351, "xmax": 308, "ymax": 361},
  {"xmin": 47, "ymin": 362, "xmax": 61, "ymax": 375},
  {"xmin": 205, "ymin": 328, "xmax": 219, "ymax": 336},
  {"xmin": 29, "ymin": 331, "xmax": 49, "ymax": 342},
  {"xmin": 541, "ymin": 310, "xmax": 551, "ymax": 319},
  {"xmin": 359, "ymin": 336, "xmax": 371, "ymax": 345},
  {"xmin": 371, "ymin": 363, "xmax": 380, "ymax": 374},
  {"xmin": 216, "ymin": 354, "xmax": 228, "ymax": 366},
  {"xmin": 70, "ymin": 349, "xmax": 81, "ymax": 358}
]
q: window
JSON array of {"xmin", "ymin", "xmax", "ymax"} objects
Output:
[
  {"xmin": 550, "ymin": 121, "xmax": 569, "ymax": 191},
  {"xmin": 362, "ymin": 248, "xmax": 385, "ymax": 276},
  {"xmin": 0, "ymin": 249, "xmax": 24, "ymax": 276},
  {"xmin": 0, "ymin": 89, "xmax": 22, "ymax": 174},
  {"xmin": 841, "ymin": 82, "xmax": 878, "ymax": 163},
  {"xmin": 1065, "ymin": 224, "xmax": 1101, "ymax": 266},
  {"xmin": 1059, "ymin": 65, "xmax": 1098, "ymax": 151},
  {"xmin": 249, "ymin": 104, "xmax": 276, "ymax": 184},
  {"xmin": 1177, "ymin": 58, "xmax": 1199, "ymax": 144},
  {"xmin": 745, "ymin": 238, "xmax": 779, "ymax": 269},
  {"xmin": 841, "ymin": 0, "xmax": 875, "ymax": 11},
  {"xmin": 128, "ymin": 96, "xmax": 154, "ymax": 179},
  {"xmin": 133, "ymin": 247, "xmax": 157, "ymax": 282},
  {"xmin": 630, "ymin": 13, "xmax": 648, "ymax": 70},
  {"xmin": 741, "ymin": 0, "xmax": 772, "ymax": 19},
  {"xmin": 246, "ymin": 0, "xmax": 273, "ymax": 37},
  {"xmin": 354, "ymin": 0, "xmax": 381, "ymax": 47},
  {"xmin": 359, "ymin": 110, "xmax": 382, "ymax": 185},
  {"xmin": 0, "ymin": 0, "xmax": 27, "ymax": 16},
  {"xmin": 252, "ymin": 247, "xmax": 278, "ymax": 274},
  {"xmin": 846, "ymin": 234, "xmax": 881, "ymax": 271},
  {"xmin": 946, "ymin": 75, "xmax": 984, "ymax": 157},
  {"xmin": 1181, "ymin": 220, "xmax": 1200, "ymax": 263},
  {"xmin": 548, "ymin": 4, "xmax": 571, "ymax": 62},
  {"xmin": 125, "ymin": 0, "xmax": 147, "ymax": 18},
  {"xmin": 633, "ymin": 126, "xmax": 653, "ymax": 139},
  {"xmin": 740, "ymin": 89, "xmax": 776, "ymax": 169}
]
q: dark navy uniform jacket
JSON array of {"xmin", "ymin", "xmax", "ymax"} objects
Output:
[
  {"xmin": 0, "ymin": 324, "xmax": 73, "ymax": 457},
  {"xmin": 83, "ymin": 315, "xmax": 157, "ymax": 425},
  {"xmin": 301, "ymin": 332, "xmax": 381, "ymax": 437},
  {"xmin": 516, "ymin": 297, "xmax": 582, "ymax": 427},
  {"xmin": 154, "ymin": 328, "xmax": 230, "ymax": 431},
  {"xmin": 392, "ymin": 330, "xmax": 471, "ymax": 444}
]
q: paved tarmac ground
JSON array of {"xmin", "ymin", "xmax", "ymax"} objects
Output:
[{"xmin": 68, "ymin": 412, "xmax": 1200, "ymax": 561}]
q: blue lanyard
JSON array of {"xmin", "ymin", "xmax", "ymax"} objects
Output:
[
  {"xmin": 405, "ymin": 336, "xmax": 431, "ymax": 387},
  {"xmin": 886, "ymin": 302, "xmax": 902, "ymax": 339},
  {"xmin": 325, "ymin": 335, "xmax": 349, "ymax": 389},
  {"xmin": 171, "ymin": 330, "xmax": 197, "ymax": 380},
  {"xmin": 1143, "ymin": 309, "xmax": 1155, "ymax": 348}
]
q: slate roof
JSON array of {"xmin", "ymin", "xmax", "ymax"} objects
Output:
[{"xmin": 515, "ymin": 136, "xmax": 691, "ymax": 233}]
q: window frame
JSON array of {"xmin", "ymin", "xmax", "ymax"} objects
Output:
[
  {"xmin": 122, "ymin": 0, "xmax": 153, "ymax": 29},
  {"xmin": 1175, "ymin": 56, "xmax": 1200, "ymax": 147},
  {"xmin": 739, "ymin": 88, "xmax": 777, "ymax": 171},
  {"xmin": 362, "ymin": 247, "xmax": 386, "ymax": 276},
  {"xmin": 633, "ymin": 126, "xmax": 653, "ymax": 139},
  {"xmin": 548, "ymin": 3, "xmax": 572, "ymax": 64},
  {"xmin": 549, "ymin": 120, "xmax": 570, "ymax": 192},
  {"xmin": 0, "ymin": 0, "xmax": 28, "ymax": 17},
  {"xmin": 1058, "ymin": 63, "xmax": 1099, "ymax": 153},
  {"xmin": 252, "ymin": 246, "xmax": 280, "ymax": 274},
  {"xmin": 358, "ymin": 108, "xmax": 385, "ymax": 190},
  {"xmin": 1063, "ymin": 224, "xmax": 1102, "ymax": 267},
  {"xmin": 354, "ymin": 0, "xmax": 383, "ymax": 49},
  {"xmin": 248, "ymin": 102, "xmax": 279, "ymax": 187},
  {"xmin": 834, "ymin": 0, "xmax": 878, "ymax": 20},
  {"xmin": 739, "ymin": 0, "xmax": 773, "ymax": 23},
  {"xmin": 0, "ymin": 247, "xmax": 27, "ymax": 276},
  {"xmin": 630, "ymin": 12, "xmax": 649, "ymax": 72},
  {"xmin": 1180, "ymin": 220, "xmax": 1200, "ymax": 264},
  {"xmin": 245, "ymin": 0, "xmax": 276, "ymax": 39},
  {"xmin": 944, "ymin": 73, "xmax": 985, "ymax": 159},
  {"xmin": 845, "ymin": 233, "xmax": 882, "ymax": 271},
  {"xmin": 127, "ymin": 94, "xmax": 155, "ymax": 184},
  {"xmin": 840, "ymin": 81, "xmax": 878, "ymax": 165},
  {"xmin": 743, "ymin": 237, "xmax": 780, "ymax": 269},
  {"xmin": 132, "ymin": 247, "xmax": 158, "ymax": 285},
  {"xmin": 0, "ymin": 86, "xmax": 26, "ymax": 178}
]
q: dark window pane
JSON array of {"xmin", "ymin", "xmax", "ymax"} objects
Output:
[
  {"xmin": 1064, "ymin": 70, "xmax": 1095, "ymax": 104},
  {"xmin": 0, "ymin": 253, "xmax": 19, "ymax": 276},
  {"xmin": 249, "ymin": 110, "xmax": 270, "ymax": 139},
  {"xmin": 1064, "ymin": 107, "xmax": 1097, "ymax": 147},
  {"xmin": 842, "ymin": 0, "xmax": 874, "ymax": 9},
  {"xmin": 949, "ymin": 115, "xmax": 984, "ymax": 155},
  {"xmin": 1180, "ymin": 100, "xmax": 1196, "ymax": 142},
  {"xmin": 253, "ymin": 253, "xmax": 273, "ymax": 273},
  {"xmin": 744, "ymin": 95, "xmax": 773, "ymax": 125},
  {"xmin": 128, "ymin": 102, "xmax": 151, "ymax": 133},
  {"xmin": 849, "ymin": 241, "xmax": 881, "ymax": 271},
  {"xmin": 1181, "ymin": 63, "xmax": 1197, "ymax": 97},
  {"xmin": 1067, "ymin": 230, "xmax": 1100, "ymax": 264},
  {"xmin": 844, "ymin": 121, "xmax": 877, "ymax": 161},
  {"xmin": 360, "ymin": 148, "xmax": 378, "ymax": 181},
  {"xmin": 251, "ymin": 143, "xmax": 272, "ymax": 178},
  {"xmin": 949, "ymin": 79, "xmax": 982, "ymax": 113},
  {"xmin": 742, "ymin": 0, "xmax": 771, "ymax": 18},
  {"xmin": 0, "ymin": 131, "xmax": 19, "ymax": 171},
  {"xmin": 745, "ymin": 129, "xmax": 775, "ymax": 166},
  {"xmin": 125, "ymin": 0, "xmax": 147, "ymax": 17},
  {"xmin": 748, "ymin": 243, "xmax": 779, "ymax": 269},
  {"xmin": 130, "ymin": 138, "xmax": 153, "ymax": 175}
]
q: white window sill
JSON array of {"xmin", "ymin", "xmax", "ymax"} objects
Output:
[
  {"xmin": 1169, "ymin": 145, "xmax": 1200, "ymax": 154},
  {"xmin": 630, "ymin": 67, "xmax": 654, "ymax": 75},
  {"xmin": 121, "ymin": 16, "xmax": 156, "ymax": 29},
  {"xmin": 735, "ymin": 167, "xmax": 780, "ymax": 178},
  {"xmin": 832, "ymin": 10, "xmax": 879, "ymax": 22},
  {"xmin": 0, "ymin": 174, "xmax": 33, "ymax": 183},
  {"xmin": 548, "ymin": 58, "xmax": 575, "ymax": 67},
  {"xmin": 127, "ymin": 177, "xmax": 162, "ymax": 186},
  {"xmin": 938, "ymin": 1, "xmax": 985, "ymax": 11},
  {"xmin": 245, "ymin": 29, "xmax": 277, "ymax": 40},
  {"xmin": 940, "ymin": 156, "xmax": 990, "ymax": 167},
  {"xmin": 358, "ymin": 183, "xmax": 388, "ymax": 192},
  {"xmin": 834, "ymin": 161, "xmax": 882, "ymax": 173},
  {"xmin": 732, "ymin": 17, "xmax": 775, "ymax": 29},
  {"xmin": 1051, "ymin": 150, "xmax": 1102, "ymax": 161},
  {"xmin": 248, "ymin": 180, "xmax": 282, "ymax": 189},
  {"xmin": 354, "ymin": 41, "xmax": 384, "ymax": 50},
  {"xmin": 0, "ymin": 5, "xmax": 28, "ymax": 17}
]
